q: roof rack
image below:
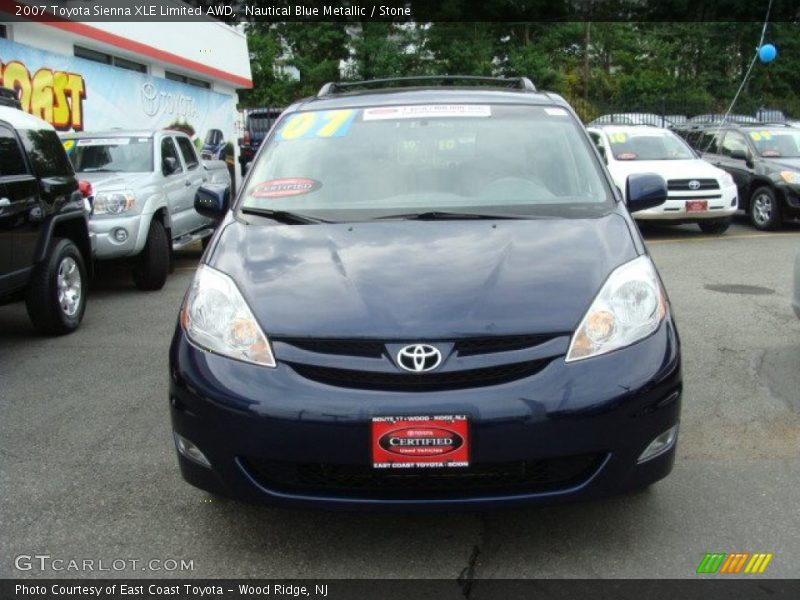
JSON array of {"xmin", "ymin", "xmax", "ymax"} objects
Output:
[{"xmin": 317, "ymin": 76, "xmax": 537, "ymax": 97}]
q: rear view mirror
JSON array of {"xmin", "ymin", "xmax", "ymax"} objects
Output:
[
  {"xmin": 195, "ymin": 184, "xmax": 230, "ymax": 222},
  {"xmin": 626, "ymin": 173, "xmax": 667, "ymax": 213},
  {"xmin": 163, "ymin": 156, "xmax": 179, "ymax": 176}
]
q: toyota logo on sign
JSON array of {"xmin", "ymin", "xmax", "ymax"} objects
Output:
[
  {"xmin": 688, "ymin": 180, "xmax": 701, "ymax": 190},
  {"xmin": 397, "ymin": 344, "xmax": 442, "ymax": 372}
]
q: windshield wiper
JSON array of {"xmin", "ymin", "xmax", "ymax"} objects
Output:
[
  {"xmin": 374, "ymin": 210, "xmax": 523, "ymax": 221},
  {"xmin": 240, "ymin": 206, "xmax": 330, "ymax": 224}
]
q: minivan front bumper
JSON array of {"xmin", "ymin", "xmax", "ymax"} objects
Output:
[{"xmin": 168, "ymin": 318, "xmax": 681, "ymax": 510}]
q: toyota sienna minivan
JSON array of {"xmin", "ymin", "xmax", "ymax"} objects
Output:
[{"xmin": 169, "ymin": 77, "xmax": 681, "ymax": 509}]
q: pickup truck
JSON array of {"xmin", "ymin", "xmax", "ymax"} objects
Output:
[{"xmin": 60, "ymin": 129, "xmax": 231, "ymax": 290}]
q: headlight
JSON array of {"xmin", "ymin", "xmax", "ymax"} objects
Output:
[
  {"xmin": 779, "ymin": 171, "xmax": 800, "ymax": 184},
  {"xmin": 180, "ymin": 265, "xmax": 276, "ymax": 367},
  {"xmin": 93, "ymin": 191, "xmax": 136, "ymax": 215},
  {"xmin": 719, "ymin": 171, "xmax": 735, "ymax": 186},
  {"xmin": 566, "ymin": 256, "xmax": 667, "ymax": 362}
]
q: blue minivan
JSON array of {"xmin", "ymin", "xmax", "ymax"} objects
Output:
[{"xmin": 169, "ymin": 77, "xmax": 681, "ymax": 509}]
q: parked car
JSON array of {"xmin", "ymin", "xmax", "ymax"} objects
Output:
[
  {"xmin": 0, "ymin": 106, "xmax": 92, "ymax": 334},
  {"xmin": 687, "ymin": 114, "xmax": 759, "ymax": 125},
  {"xmin": 169, "ymin": 76, "xmax": 681, "ymax": 509},
  {"xmin": 60, "ymin": 129, "xmax": 231, "ymax": 290},
  {"xmin": 588, "ymin": 124, "xmax": 738, "ymax": 233},
  {"xmin": 589, "ymin": 113, "xmax": 674, "ymax": 128},
  {"xmin": 675, "ymin": 123, "xmax": 800, "ymax": 230},
  {"xmin": 238, "ymin": 107, "xmax": 283, "ymax": 176}
]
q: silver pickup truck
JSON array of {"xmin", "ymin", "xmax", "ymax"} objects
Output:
[{"xmin": 60, "ymin": 129, "xmax": 230, "ymax": 290}]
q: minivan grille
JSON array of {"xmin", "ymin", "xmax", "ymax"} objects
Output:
[
  {"xmin": 286, "ymin": 360, "xmax": 550, "ymax": 391},
  {"xmin": 242, "ymin": 454, "xmax": 605, "ymax": 499},
  {"xmin": 278, "ymin": 334, "xmax": 558, "ymax": 359},
  {"xmin": 667, "ymin": 178, "xmax": 720, "ymax": 191}
]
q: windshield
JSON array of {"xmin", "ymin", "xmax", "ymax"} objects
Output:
[
  {"xmin": 606, "ymin": 128, "xmax": 695, "ymax": 161},
  {"xmin": 240, "ymin": 104, "xmax": 611, "ymax": 221},
  {"xmin": 746, "ymin": 129, "xmax": 800, "ymax": 158},
  {"xmin": 62, "ymin": 137, "xmax": 153, "ymax": 172}
]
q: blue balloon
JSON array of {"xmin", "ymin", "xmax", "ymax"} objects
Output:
[{"xmin": 759, "ymin": 44, "xmax": 777, "ymax": 63}]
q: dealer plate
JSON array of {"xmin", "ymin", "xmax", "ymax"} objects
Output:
[
  {"xmin": 686, "ymin": 200, "xmax": 708, "ymax": 213},
  {"xmin": 371, "ymin": 415, "xmax": 469, "ymax": 469}
]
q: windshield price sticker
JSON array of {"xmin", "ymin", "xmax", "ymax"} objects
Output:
[
  {"xmin": 279, "ymin": 109, "xmax": 357, "ymax": 141},
  {"xmin": 609, "ymin": 133, "xmax": 627, "ymax": 143},
  {"xmin": 363, "ymin": 105, "xmax": 492, "ymax": 121},
  {"xmin": 749, "ymin": 131, "xmax": 773, "ymax": 141},
  {"xmin": 76, "ymin": 138, "xmax": 131, "ymax": 146}
]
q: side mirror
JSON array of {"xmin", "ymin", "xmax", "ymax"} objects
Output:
[
  {"xmin": 195, "ymin": 184, "xmax": 230, "ymax": 222},
  {"xmin": 163, "ymin": 156, "xmax": 179, "ymax": 176},
  {"xmin": 730, "ymin": 148, "xmax": 748, "ymax": 161},
  {"xmin": 626, "ymin": 173, "xmax": 667, "ymax": 213}
]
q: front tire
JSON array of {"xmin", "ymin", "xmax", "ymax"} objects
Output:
[
  {"xmin": 132, "ymin": 219, "xmax": 169, "ymax": 291},
  {"xmin": 749, "ymin": 186, "xmax": 782, "ymax": 231},
  {"xmin": 698, "ymin": 218, "xmax": 732, "ymax": 234},
  {"xmin": 25, "ymin": 238, "xmax": 88, "ymax": 335}
]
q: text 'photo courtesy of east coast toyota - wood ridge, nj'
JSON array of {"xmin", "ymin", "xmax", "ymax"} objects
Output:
[{"xmin": 1, "ymin": 0, "xmax": 800, "ymax": 598}]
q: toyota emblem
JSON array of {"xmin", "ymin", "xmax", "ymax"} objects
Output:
[
  {"xmin": 396, "ymin": 344, "xmax": 442, "ymax": 373},
  {"xmin": 688, "ymin": 180, "xmax": 701, "ymax": 190}
]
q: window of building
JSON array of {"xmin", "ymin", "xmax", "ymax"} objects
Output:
[
  {"xmin": 74, "ymin": 46, "xmax": 147, "ymax": 73},
  {"xmin": 165, "ymin": 71, "xmax": 211, "ymax": 89},
  {"xmin": 113, "ymin": 56, "xmax": 147, "ymax": 73}
]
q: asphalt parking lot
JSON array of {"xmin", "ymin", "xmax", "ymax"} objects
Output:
[{"xmin": 1, "ymin": 216, "xmax": 799, "ymax": 580}]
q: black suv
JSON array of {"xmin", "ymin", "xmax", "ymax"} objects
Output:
[
  {"xmin": 675, "ymin": 122, "xmax": 800, "ymax": 230},
  {"xmin": 0, "ymin": 106, "xmax": 92, "ymax": 334}
]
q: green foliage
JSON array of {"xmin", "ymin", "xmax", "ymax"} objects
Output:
[{"xmin": 240, "ymin": 21, "xmax": 800, "ymax": 118}]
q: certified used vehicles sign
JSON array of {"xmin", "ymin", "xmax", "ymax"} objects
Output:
[{"xmin": 372, "ymin": 415, "xmax": 469, "ymax": 468}]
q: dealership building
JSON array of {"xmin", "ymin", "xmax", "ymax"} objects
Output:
[{"xmin": 0, "ymin": 4, "xmax": 252, "ymax": 183}]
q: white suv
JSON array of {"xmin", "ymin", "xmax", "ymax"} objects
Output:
[{"xmin": 588, "ymin": 125, "xmax": 738, "ymax": 234}]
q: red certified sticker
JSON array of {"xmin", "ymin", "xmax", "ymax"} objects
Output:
[
  {"xmin": 372, "ymin": 415, "xmax": 469, "ymax": 469},
  {"xmin": 686, "ymin": 200, "xmax": 708, "ymax": 213},
  {"xmin": 250, "ymin": 177, "xmax": 321, "ymax": 199}
]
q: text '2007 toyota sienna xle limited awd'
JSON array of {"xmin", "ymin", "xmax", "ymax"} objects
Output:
[{"xmin": 169, "ymin": 76, "xmax": 681, "ymax": 510}]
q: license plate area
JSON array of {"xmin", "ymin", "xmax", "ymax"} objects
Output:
[
  {"xmin": 686, "ymin": 200, "xmax": 708, "ymax": 213},
  {"xmin": 372, "ymin": 415, "xmax": 469, "ymax": 469}
]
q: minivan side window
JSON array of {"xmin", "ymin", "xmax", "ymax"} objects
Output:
[
  {"xmin": 720, "ymin": 132, "xmax": 748, "ymax": 157},
  {"xmin": 161, "ymin": 137, "xmax": 181, "ymax": 175},
  {"xmin": 0, "ymin": 127, "xmax": 28, "ymax": 176},
  {"xmin": 176, "ymin": 136, "xmax": 199, "ymax": 170}
]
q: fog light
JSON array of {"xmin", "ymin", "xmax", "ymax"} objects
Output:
[
  {"xmin": 113, "ymin": 228, "xmax": 128, "ymax": 243},
  {"xmin": 173, "ymin": 432, "xmax": 211, "ymax": 468},
  {"xmin": 637, "ymin": 424, "xmax": 678, "ymax": 463}
]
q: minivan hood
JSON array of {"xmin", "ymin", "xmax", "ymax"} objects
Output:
[
  {"xmin": 77, "ymin": 171, "xmax": 149, "ymax": 191},
  {"xmin": 209, "ymin": 212, "xmax": 639, "ymax": 339}
]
